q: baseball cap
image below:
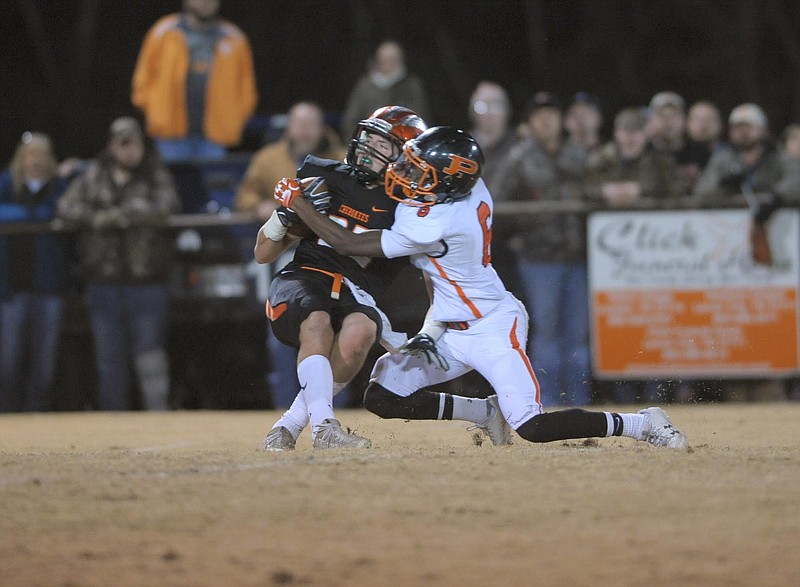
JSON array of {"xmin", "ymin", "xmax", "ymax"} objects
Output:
[
  {"xmin": 728, "ymin": 103, "xmax": 768, "ymax": 128},
  {"xmin": 109, "ymin": 117, "xmax": 144, "ymax": 143},
  {"xmin": 614, "ymin": 108, "xmax": 647, "ymax": 131},
  {"xmin": 649, "ymin": 91, "xmax": 685, "ymax": 113},
  {"xmin": 570, "ymin": 91, "xmax": 602, "ymax": 113},
  {"xmin": 526, "ymin": 91, "xmax": 562, "ymax": 117}
]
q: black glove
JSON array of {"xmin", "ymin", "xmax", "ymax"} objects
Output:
[
  {"xmin": 400, "ymin": 333, "xmax": 449, "ymax": 371},
  {"xmin": 301, "ymin": 181, "xmax": 332, "ymax": 214},
  {"xmin": 752, "ymin": 192, "xmax": 783, "ymax": 225},
  {"xmin": 275, "ymin": 206, "xmax": 298, "ymax": 227},
  {"xmin": 718, "ymin": 162, "xmax": 746, "ymax": 192}
]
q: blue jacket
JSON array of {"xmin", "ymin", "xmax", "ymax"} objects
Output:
[{"xmin": 0, "ymin": 171, "xmax": 70, "ymax": 299}]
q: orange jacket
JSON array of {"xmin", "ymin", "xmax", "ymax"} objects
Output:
[{"xmin": 131, "ymin": 14, "xmax": 258, "ymax": 146}]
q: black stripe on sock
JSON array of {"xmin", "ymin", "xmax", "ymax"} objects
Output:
[
  {"xmin": 611, "ymin": 413, "xmax": 624, "ymax": 436},
  {"xmin": 442, "ymin": 394, "xmax": 454, "ymax": 420}
]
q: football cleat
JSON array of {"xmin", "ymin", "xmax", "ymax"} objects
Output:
[
  {"xmin": 312, "ymin": 419, "xmax": 371, "ymax": 450},
  {"xmin": 638, "ymin": 407, "xmax": 688, "ymax": 449},
  {"xmin": 468, "ymin": 395, "xmax": 513, "ymax": 446},
  {"xmin": 261, "ymin": 426, "xmax": 296, "ymax": 451}
]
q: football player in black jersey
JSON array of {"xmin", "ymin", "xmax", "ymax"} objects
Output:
[{"xmin": 254, "ymin": 106, "xmax": 427, "ymax": 450}]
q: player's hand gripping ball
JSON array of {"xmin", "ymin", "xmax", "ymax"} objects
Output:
[
  {"xmin": 273, "ymin": 177, "xmax": 332, "ymax": 237},
  {"xmin": 274, "ymin": 177, "xmax": 302, "ymax": 208}
]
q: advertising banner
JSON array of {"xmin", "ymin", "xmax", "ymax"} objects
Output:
[{"xmin": 588, "ymin": 209, "xmax": 800, "ymax": 378}]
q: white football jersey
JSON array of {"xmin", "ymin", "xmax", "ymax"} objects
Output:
[{"xmin": 380, "ymin": 179, "xmax": 508, "ymax": 323}]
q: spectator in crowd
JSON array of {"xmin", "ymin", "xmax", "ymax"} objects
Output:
[
  {"xmin": 565, "ymin": 92, "xmax": 604, "ymax": 155},
  {"xmin": 647, "ymin": 91, "xmax": 687, "ymax": 156},
  {"xmin": 781, "ymin": 123, "xmax": 800, "ymax": 163},
  {"xmin": 235, "ymin": 101, "xmax": 345, "ymax": 409},
  {"xmin": 586, "ymin": 107, "xmax": 685, "ymax": 208},
  {"xmin": 0, "ymin": 133, "xmax": 78, "ymax": 412},
  {"xmin": 235, "ymin": 102, "xmax": 344, "ymax": 221},
  {"xmin": 648, "ymin": 91, "xmax": 716, "ymax": 195},
  {"xmin": 684, "ymin": 100, "xmax": 725, "ymax": 190},
  {"xmin": 694, "ymin": 103, "xmax": 800, "ymax": 401},
  {"xmin": 340, "ymin": 40, "xmax": 430, "ymax": 141},
  {"xmin": 58, "ymin": 117, "xmax": 180, "ymax": 410},
  {"xmin": 585, "ymin": 107, "xmax": 688, "ymax": 404},
  {"xmin": 467, "ymin": 81, "xmax": 520, "ymax": 293},
  {"xmin": 493, "ymin": 92, "xmax": 591, "ymax": 407},
  {"xmin": 131, "ymin": 0, "xmax": 258, "ymax": 162}
]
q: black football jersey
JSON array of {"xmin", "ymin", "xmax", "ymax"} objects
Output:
[{"xmin": 279, "ymin": 156, "xmax": 406, "ymax": 297}]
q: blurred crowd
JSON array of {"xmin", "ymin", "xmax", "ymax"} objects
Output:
[{"xmin": 3, "ymin": 0, "xmax": 800, "ymax": 413}]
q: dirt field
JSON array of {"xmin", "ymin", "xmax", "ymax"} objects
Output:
[{"xmin": 1, "ymin": 404, "xmax": 799, "ymax": 587}]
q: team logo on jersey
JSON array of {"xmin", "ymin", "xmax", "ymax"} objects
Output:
[
  {"xmin": 443, "ymin": 154, "xmax": 479, "ymax": 177},
  {"xmin": 417, "ymin": 206, "xmax": 430, "ymax": 217}
]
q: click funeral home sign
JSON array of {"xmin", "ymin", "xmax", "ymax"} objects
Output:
[{"xmin": 588, "ymin": 209, "xmax": 800, "ymax": 378}]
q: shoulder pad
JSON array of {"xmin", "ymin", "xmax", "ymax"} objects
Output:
[{"xmin": 297, "ymin": 156, "xmax": 342, "ymax": 179}]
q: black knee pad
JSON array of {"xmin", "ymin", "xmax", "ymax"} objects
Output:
[{"xmin": 363, "ymin": 383, "xmax": 440, "ymax": 420}]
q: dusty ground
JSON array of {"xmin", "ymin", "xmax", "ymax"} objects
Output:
[{"xmin": 1, "ymin": 404, "xmax": 799, "ymax": 587}]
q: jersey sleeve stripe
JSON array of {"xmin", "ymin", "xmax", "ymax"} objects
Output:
[
  {"xmin": 428, "ymin": 257, "xmax": 483, "ymax": 319},
  {"xmin": 509, "ymin": 317, "xmax": 542, "ymax": 408}
]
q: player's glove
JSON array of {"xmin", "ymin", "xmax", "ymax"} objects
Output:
[
  {"xmin": 751, "ymin": 192, "xmax": 783, "ymax": 225},
  {"xmin": 275, "ymin": 205, "xmax": 299, "ymax": 227},
  {"xmin": 400, "ymin": 333, "xmax": 449, "ymax": 371},
  {"xmin": 301, "ymin": 176, "xmax": 332, "ymax": 215},
  {"xmin": 274, "ymin": 177, "xmax": 302, "ymax": 208}
]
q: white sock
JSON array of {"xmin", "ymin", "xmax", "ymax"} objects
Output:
[
  {"xmin": 297, "ymin": 355, "xmax": 335, "ymax": 433},
  {"xmin": 612, "ymin": 413, "xmax": 648, "ymax": 440},
  {"xmin": 274, "ymin": 380, "xmax": 347, "ymax": 439},
  {"xmin": 273, "ymin": 393, "xmax": 308, "ymax": 439},
  {"xmin": 451, "ymin": 396, "xmax": 492, "ymax": 424},
  {"xmin": 604, "ymin": 412, "xmax": 648, "ymax": 440}
]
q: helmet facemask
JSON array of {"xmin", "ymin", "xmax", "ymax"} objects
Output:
[
  {"xmin": 348, "ymin": 126, "xmax": 401, "ymax": 184},
  {"xmin": 384, "ymin": 145, "xmax": 441, "ymax": 207},
  {"xmin": 345, "ymin": 106, "xmax": 428, "ymax": 184}
]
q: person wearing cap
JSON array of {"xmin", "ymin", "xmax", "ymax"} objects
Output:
[
  {"xmin": 694, "ymin": 103, "xmax": 800, "ymax": 402},
  {"xmin": 493, "ymin": 91, "xmax": 592, "ymax": 407},
  {"xmin": 0, "ymin": 134, "xmax": 81, "ymax": 412},
  {"xmin": 586, "ymin": 107, "xmax": 685, "ymax": 208},
  {"xmin": 694, "ymin": 103, "xmax": 800, "ymax": 214},
  {"xmin": 58, "ymin": 117, "xmax": 180, "ymax": 410},
  {"xmin": 647, "ymin": 90, "xmax": 714, "ymax": 194},
  {"xmin": 565, "ymin": 92, "xmax": 603, "ymax": 155},
  {"xmin": 132, "ymin": 0, "xmax": 258, "ymax": 161}
]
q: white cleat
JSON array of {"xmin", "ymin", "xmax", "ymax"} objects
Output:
[
  {"xmin": 638, "ymin": 407, "xmax": 688, "ymax": 449},
  {"xmin": 312, "ymin": 419, "xmax": 371, "ymax": 450},
  {"xmin": 261, "ymin": 426, "xmax": 296, "ymax": 451},
  {"xmin": 471, "ymin": 395, "xmax": 513, "ymax": 446}
]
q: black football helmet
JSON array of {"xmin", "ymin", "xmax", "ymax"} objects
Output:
[
  {"xmin": 345, "ymin": 105, "xmax": 427, "ymax": 183},
  {"xmin": 384, "ymin": 126, "xmax": 484, "ymax": 206}
]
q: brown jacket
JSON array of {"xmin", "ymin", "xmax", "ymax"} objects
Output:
[{"xmin": 234, "ymin": 134, "xmax": 344, "ymax": 216}]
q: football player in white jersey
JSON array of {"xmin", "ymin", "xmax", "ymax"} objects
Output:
[{"xmin": 277, "ymin": 126, "xmax": 688, "ymax": 449}]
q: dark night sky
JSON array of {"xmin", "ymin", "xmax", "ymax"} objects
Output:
[{"xmin": 2, "ymin": 0, "xmax": 799, "ymax": 163}]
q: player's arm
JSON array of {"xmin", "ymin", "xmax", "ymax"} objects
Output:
[
  {"xmin": 253, "ymin": 209, "xmax": 299, "ymax": 264},
  {"xmin": 399, "ymin": 273, "xmax": 449, "ymax": 369},
  {"xmin": 287, "ymin": 185, "xmax": 386, "ymax": 257}
]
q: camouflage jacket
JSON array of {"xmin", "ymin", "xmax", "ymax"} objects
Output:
[{"xmin": 58, "ymin": 153, "xmax": 179, "ymax": 283}]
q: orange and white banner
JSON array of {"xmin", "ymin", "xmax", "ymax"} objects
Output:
[{"xmin": 588, "ymin": 210, "xmax": 800, "ymax": 378}]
